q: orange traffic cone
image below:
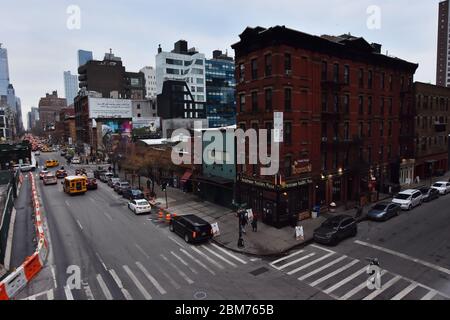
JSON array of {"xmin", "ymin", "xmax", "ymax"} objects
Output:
[
  {"xmin": 165, "ymin": 213, "xmax": 171, "ymax": 223},
  {"xmin": 158, "ymin": 211, "xmax": 164, "ymax": 220}
]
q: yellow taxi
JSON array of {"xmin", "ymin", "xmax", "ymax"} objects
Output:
[{"xmin": 45, "ymin": 159, "xmax": 59, "ymax": 168}]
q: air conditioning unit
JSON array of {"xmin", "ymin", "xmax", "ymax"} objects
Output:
[{"xmin": 285, "ymin": 70, "xmax": 292, "ymax": 76}]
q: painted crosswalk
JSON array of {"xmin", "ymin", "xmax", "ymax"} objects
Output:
[
  {"xmin": 20, "ymin": 242, "xmax": 249, "ymax": 300},
  {"xmin": 268, "ymin": 245, "xmax": 450, "ymax": 301}
]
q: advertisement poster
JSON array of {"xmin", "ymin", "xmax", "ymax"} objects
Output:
[
  {"xmin": 132, "ymin": 117, "xmax": 161, "ymax": 139},
  {"xmin": 88, "ymin": 97, "xmax": 132, "ymax": 118}
]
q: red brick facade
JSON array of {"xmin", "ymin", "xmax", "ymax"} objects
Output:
[{"xmin": 232, "ymin": 26, "xmax": 418, "ymax": 227}]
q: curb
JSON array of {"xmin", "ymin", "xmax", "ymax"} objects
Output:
[{"xmin": 0, "ymin": 173, "xmax": 49, "ymax": 300}]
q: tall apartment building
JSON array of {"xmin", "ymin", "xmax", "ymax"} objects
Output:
[
  {"xmin": 205, "ymin": 50, "xmax": 236, "ymax": 128},
  {"xmin": 64, "ymin": 71, "xmax": 78, "ymax": 105},
  {"xmin": 27, "ymin": 107, "xmax": 39, "ymax": 130},
  {"xmin": 155, "ymin": 40, "xmax": 206, "ymax": 102},
  {"xmin": 232, "ymin": 26, "xmax": 418, "ymax": 228},
  {"xmin": 140, "ymin": 66, "xmax": 157, "ymax": 99},
  {"xmin": 437, "ymin": 0, "xmax": 450, "ymax": 87},
  {"xmin": 0, "ymin": 44, "xmax": 10, "ymax": 96},
  {"xmin": 38, "ymin": 91, "xmax": 67, "ymax": 131},
  {"xmin": 78, "ymin": 52, "xmax": 146, "ymax": 100},
  {"xmin": 78, "ymin": 49, "xmax": 93, "ymax": 67}
]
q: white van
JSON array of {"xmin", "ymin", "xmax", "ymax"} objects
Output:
[{"xmin": 392, "ymin": 189, "xmax": 422, "ymax": 210}]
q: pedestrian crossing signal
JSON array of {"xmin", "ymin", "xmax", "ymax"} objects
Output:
[{"xmin": 161, "ymin": 182, "xmax": 167, "ymax": 192}]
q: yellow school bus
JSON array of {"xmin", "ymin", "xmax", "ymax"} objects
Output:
[{"xmin": 63, "ymin": 176, "xmax": 87, "ymax": 195}]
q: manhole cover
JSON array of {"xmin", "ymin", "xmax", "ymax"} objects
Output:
[
  {"xmin": 194, "ymin": 291, "xmax": 207, "ymax": 300},
  {"xmin": 250, "ymin": 267, "xmax": 269, "ymax": 276}
]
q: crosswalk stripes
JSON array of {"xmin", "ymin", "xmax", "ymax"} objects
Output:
[
  {"xmin": 190, "ymin": 246, "xmax": 225, "ymax": 270},
  {"xmin": 161, "ymin": 254, "xmax": 194, "ymax": 285},
  {"xmin": 123, "ymin": 265, "xmax": 152, "ymax": 300},
  {"xmin": 155, "ymin": 264, "xmax": 181, "ymax": 290},
  {"xmin": 210, "ymin": 243, "xmax": 247, "ymax": 264},
  {"xmin": 135, "ymin": 262, "xmax": 167, "ymax": 295},
  {"xmin": 96, "ymin": 274, "xmax": 113, "ymax": 300},
  {"xmin": 82, "ymin": 280, "xmax": 95, "ymax": 300},
  {"xmin": 170, "ymin": 251, "xmax": 198, "ymax": 274},
  {"xmin": 180, "ymin": 248, "xmax": 216, "ymax": 275},
  {"xmin": 109, "ymin": 269, "xmax": 133, "ymax": 300},
  {"xmin": 269, "ymin": 245, "xmax": 449, "ymax": 301},
  {"xmin": 202, "ymin": 245, "xmax": 237, "ymax": 267}
]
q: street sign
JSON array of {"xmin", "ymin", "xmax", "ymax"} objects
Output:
[
  {"xmin": 295, "ymin": 226, "xmax": 304, "ymax": 241},
  {"xmin": 246, "ymin": 209, "xmax": 254, "ymax": 223},
  {"xmin": 211, "ymin": 222, "xmax": 220, "ymax": 237}
]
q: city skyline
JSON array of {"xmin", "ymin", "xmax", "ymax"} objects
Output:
[{"xmin": 0, "ymin": 0, "xmax": 443, "ymax": 129}]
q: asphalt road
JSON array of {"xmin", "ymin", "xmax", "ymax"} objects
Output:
[{"xmin": 12, "ymin": 151, "xmax": 450, "ymax": 300}]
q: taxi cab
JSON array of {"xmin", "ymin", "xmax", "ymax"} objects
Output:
[{"xmin": 45, "ymin": 159, "xmax": 59, "ymax": 168}]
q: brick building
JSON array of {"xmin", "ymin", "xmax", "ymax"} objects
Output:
[
  {"xmin": 413, "ymin": 82, "xmax": 450, "ymax": 180},
  {"xmin": 232, "ymin": 26, "xmax": 418, "ymax": 228},
  {"xmin": 38, "ymin": 91, "xmax": 67, "ymax": 131}
]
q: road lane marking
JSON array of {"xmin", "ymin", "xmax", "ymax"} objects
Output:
[
  {"xmin": 171, "ymin": 251, "xmax": 198, "ymax": 274},
  {"xmin": 51, "ymin": 265, "xmax": 58, "ymax": 288},
  {"xmin": 155, "ymin": 265, "xmax": 181, "ymax": 289},
  {"xmin": 363, "ymin": 275, "xmax": 401, "ymax": 300},
  {"xmin": 95, "ymin": 252, "xmax": 108, "ymax": 271},
  {"xmin": 96, "ymin": 274, "xmax": 113, "ymax": 300},
  {"xmin": 391, "ymin": 283, "xmax": 418, "ymax": 300},
  {"xmin": 287, "ymin": 253, "xmax": 334, "ymax": 275},
  {"xmin": 190, "ymin": 246, "xmax": 224, "ymax": 270},
  {"xmin": 109, "ymin": 269, "xmax": 133, "ymax": 300},
  {"xmin": 299, "ymin": 256, "xmax": 348, "ymax": 282},
  {"xmin": 309, "ymin": 260, "xmax": 360, "ymax": 287},
  {"xmin": 82, "ymin": 281, "xmax": 95, "ymax": 300},
  {"xmin": 160, "ymin": 254, "xmax": 194, "ymax": 284},
  {"xmin": 202, "ymin": 245, "xmax": 237, "ymax": 268},
  {"xmin": 64, "ymin": 286, "xmax": 74, "ymax": 300},
  {"xmin": 270, "ymin": 250, "xmax": 305, "ymax": 267},
  {"xmin": 310, "ymin": 244, "xmax": 336, "ymax": 254},
  {"xmin": 210, "ymin": 243, "xmax": 247, "ymax": 264},
  {"xmin": 355, "ymin": 240, "xmax": 450, "ymax": 276},
  {"xmin": 135, "ymin": 244, "xmax": 150, "ymax": 259},
  {"xmin": 276, "ymin": 253, "xmax": 316, "ymax": 271},
  {"xmin": 339, "ymin": 270, "xmax": 388, "ymax": 300},
  {"xmin": 76, "ymin": 220, "xmax": 83, "ymax": 230},
  {"xmin": 123, "ymin": 265, "xmax": 152, "ymax": 300},
  {"xmin": 180, "ymin": 248, "xmax": 215, "ymax": 275},
  {"xmin": 421, "ymin": 290, "xmax": 438, "ymax": 300},
  {"xmin": 46, "ymin": 289, "xmax": 54, "ymax": 300},
  {"xmin": 65, "ymin": 200, "xmax": 70, "ymax": 206},
  {"xmin": 135, "ymin": 262, "xmax": 167, "ymax": 295},
  {"xmin": 168, "ymin": 236, "xmax": 186, "ymax": 248},
  {"xmin": 323, "ymin": 266, "xmax": 366, "ymax": 294},
  {"xmin": 103, "ymin": 212, "xmax": 113, "ymax": 221}
]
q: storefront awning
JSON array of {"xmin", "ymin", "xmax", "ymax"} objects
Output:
[{"xmin": 181, "ymin": 170, "xmax": 192, "ymax": 182}]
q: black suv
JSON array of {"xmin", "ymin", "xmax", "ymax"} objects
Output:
[
  {"xmin": 169, "ymin": 214, "xmax": 213, "ymax": 243},
  {"xmin": 313, "ymin": 215, "xmax": 357, "ymax": 246}
]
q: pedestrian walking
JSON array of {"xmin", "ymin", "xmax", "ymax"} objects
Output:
[
  {"xmin": 251, "ymin": 212, "xmax": 258, "ymax": 232},
  {"xmin": 240, "ymin": 210, "xmax": 248, "ymax": 234}
]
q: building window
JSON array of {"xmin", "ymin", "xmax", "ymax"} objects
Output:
[
  {"xmin": 239, "ymin": 63, "xmax": 245, "ymax": 82},
  {"xmin": 379, "ymin": 146, "xmax": 384, "ymax": 162},
  {"xmin": 284, "ymin": 122, "xmax": 292, "ymax": 144},
  {"xmin": 380, "ymin": 121, "xmax": 384, "ymax": 137},
  {"xmin": 368, "ymin": 70, "xmax": 373, "ymax": 89},
  {"xmin": 344, "ymin": 65, "xmax": 350, "ymax": 84},
  {"xmin": 265, "ymin": 54, "xmax": 272, "ymax": 76},
  {"xmin": 284, "ymin": 53, "xmax": 292, "ymax": 74},
  {"xmin": 251, "ymin": 59, "xmax": 258, "ymax": 80},
  {"xmin": 265, "ymin": 89, "xmax": 273, "ymax": 111},
  {"xmin": 389, "ymin": 98, "xmax": 393, "ymax": 115},
  {"xmin": 333, "ymin": 94, "xmax": 339, "ymax": 112},
  {"xmin": 381, "ymin": 72, "xmax": 385, "ymax": 90},
  {"xmin": 322, "ymin": 92, "xmax": 328, "ymax": 112},
  {"xmin": 367, "ymin": 147, "xmax": 372, "ymax": 164},
  {"xmin": 137, "ymin": 104, "xmax": 141, "ymax": 110},
  {"xmin": 137, "ymin": 113, "xmax": 141, "ymax": 118},
  {"xmin": 239, "ymin": 94, "xmax": 246, "ymax": 112},
  {"xmin": 389, "ymin": 74, "xmax": 393, "ymax": 91},
  {"xmin": 368, "ymin": 96, "xmax": 372, "ymax": 115},
  {"xmin": 322, "ymin": 152, "xmax": 328, "ymax": 170},
  {"xmin": 321, "ymin": 122, "xmax": 327, "ymax": 139},
  {"xmin": 284, "ymin": 156, "xmax": 292, "ymax": 177},
  {"xmin": 380, "ymin": 98, "xmax": 385, "ymax": 115},
  {"xmin": 321, "ymin": 61, "xmax": 328, "ymax": 81},
  {"xmin": 367, "ymin": 122, "xmax": 372, "ymax": 138},
  {"xmin": 333, "ymin": 122, "xmax": 339, "ymax": 140},
  {"xmin": 344, "ymin": 122, "xmax": 349, "ymax": 140},
  {"xmin": 388, "ymin": 145, "xmax": 392, "ymax": 159},
  {"xmin": 400, "ymin": 76, "xmax": 405, "ymax": 90},
  {"xmin": 358, "ymin": 96, "xmax": 364, "ymax": 115},
  {"xmin": 343, "ymin": 95, "xmax": 350, "ymax": 114},
  {"xmin": 333, "ymin": 63, "xmax": 339, "ymax": 83},
  {"xmin": 388, "ymin": 121, "xmax": 392, "ymax": 137},
  {"xmin": 358, "ymin": 68, "xmax": 364, "ymax": 88},
  {"xmin": 285, "ymin": 88, "xmax": 292, "ymax": 111},
  {"xmin": 251, "ymin": 91, "xmax": 258, "ymax": 112},
  {"xmin": 333, "ymin": 152, "xmax": 338, "ymax": 169},
  {"xmin": 359, "ymin": 122, "xmax": 364, "ymax": 138}
]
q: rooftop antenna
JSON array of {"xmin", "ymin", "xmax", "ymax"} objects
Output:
[{"xmin": 109, "ymin": 48, "xmax": 112, "ymax": 54}]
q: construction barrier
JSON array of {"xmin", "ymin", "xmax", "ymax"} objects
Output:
[{"xmin": 0, "ymin": 172, "xmax": 48, "ymax": 300}]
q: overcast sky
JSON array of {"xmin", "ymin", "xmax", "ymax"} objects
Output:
[{"xmin": 0, "ymin": 0, "xmax": 442, "ymax": 129}]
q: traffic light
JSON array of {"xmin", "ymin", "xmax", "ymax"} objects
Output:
[{"xmin": 161, "ymin": 182, "xmax": 167, "ymax": 192}]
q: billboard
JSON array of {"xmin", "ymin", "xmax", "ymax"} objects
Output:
[
  {"xmin": 99, "ymin": 119, "xmax": 132, "ymax": 153},
  {"xmin": 132, "ymin": 117, "xmax": 161, "ymax": 139},
  {"xmin": 88, "ymin": 97, "xmax": 132, "ymax": 119},
  {"xmin": 101, "ymin": 119, "xmax": 132, "ymax": 136}
]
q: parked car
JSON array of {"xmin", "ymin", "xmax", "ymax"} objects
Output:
[
  {"xmin": 94, "ymin": 168, "xmax": 108, "ymax": 179},
  {"xmin": 100, "ymin": 172, "xmax": 114, "ymax": 182},
  {"xmin": 43, "ymin": 173, "xmax": 58, "ymax": 185},
  {"xmin": 419, "ymin": 187, "xmax": 440, "ymax": 202},
  {"xmin": 115, "ymin": 181, "xmax": 130, "ymax": 194},
  {"xmin": 367, "ymin": 202, "xmax": 400, "ymax": 221},
  {"xmin": 122, "ymin": 189, "xmax": 145, "ymax": 200},
  {"xmin": 313, "ymin": 215, "xmax": 357, "ymax": 245},
  {"xmin": 431, "ymin": 181, "xmax": 450, "ymax": 195},
  {"xmin": 86, "ymin": 177, "xmax": 98, "ymax": 190},
  {"xmin": 19, "ymin": 163, "xmax": 34, "ymax": 172},
  {"xmin": 391, "ymin": 189, "xmax": 423, "ymax": 210},
  {"xmin": 127, "ymin": 199, "xmax": 152, "ymax": 215},
  {"xmin": 169, "ymin": 214, "xmax": 213, "ymax": 243},
  {"xmin": 60, "ymin": 150, "xmax": 66, "ymax": 157},
  {"xmin": 35, "ymin": 151, "xmax": 40, "ymax": 156},
  {"xmin": 39, "ymin": 169, "xmax": 49, "ymax": 180},
  {"xmin": 72, "ymin": 157, "xmax": 81, "ymax": 164},
  {"xmin": 107, "ymin": 177, "xmax": 121, "ymax": 188},
  {"xmin": 56, "ymin": 168, "xmax": 68, "ymax": 179}
]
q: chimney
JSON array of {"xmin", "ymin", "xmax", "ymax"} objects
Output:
[
  {"xmin": 158, "ymin": 44, "xmax": 162, "ymax": 54},
  {"xmin": 371, "ymin": 43, "xmax": 382, "ymax": 54}
]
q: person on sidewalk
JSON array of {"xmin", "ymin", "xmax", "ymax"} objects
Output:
[
  {"xmin": 251, "ymin": 212, "xmax": 258, "ymax": 232},
  {"xmin": 239, "ymin": 210, "xmax": 248, "ymax": 234}
]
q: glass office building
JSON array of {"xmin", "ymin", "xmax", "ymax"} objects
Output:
[
  {"xmin": 205, "ymin": 51, "xmax": 235, "ymax": 128},
  {"xmin": 78, "ymin": 50, "xmax": 93, "ymax": 67}
]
